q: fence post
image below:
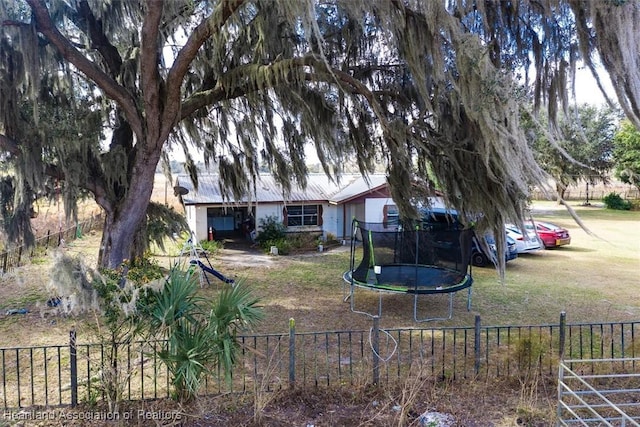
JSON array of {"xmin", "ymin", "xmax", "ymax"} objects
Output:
[
  {"xmin": 17, "ymin": 246, "xmax": 22, "ymax": 267},
  {"xmin": 559, "ymin": 311, "xmax": 566, "ymax": 361},
  {"xmin": 2, "ymin": 251, "xmax": 7, "ymax": 274},
  {"xmin": 474, "ymin": 315, "xmax": 481, "ymax": 376},
  {"xmin": 372, "ymin": 316, "xmax": 380, "ymax": 385},
  {"xmin": 70, "ymin": 330, "xmax": 78, "ymax": 407},
  {"xmin": 288, "ymin": 318, "xmax": 295, "ymax": 387}
]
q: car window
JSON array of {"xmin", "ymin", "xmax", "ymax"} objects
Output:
[
  {"xmin": 506, "ymin": 226, "xmax": 522, "ymax": 235},
  {"xmin": 420, "ymin": 210, "xmax": 462, "ymax": 230}
]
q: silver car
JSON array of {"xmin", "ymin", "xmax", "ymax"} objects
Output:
[{"xmin": 505, "ymin": 224, "xmax": 543, "ymax": 253}]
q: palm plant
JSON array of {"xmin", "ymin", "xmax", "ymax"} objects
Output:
[
  {"xmin": 141, "ymin": 264, "xmax": 262, "ymax": 402},
  {"xmin": 209, "ymin": 283, "xmax": 264, "ymax": 383}
]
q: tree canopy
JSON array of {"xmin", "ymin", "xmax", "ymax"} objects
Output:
[
  {"xmin": 526, "ymin": 104, "xmax": 620, "ymax": 200},
  {"xmin": 613, "ymin": 119, "xmax": 640, "ymax": 190},
  {"xmin": 1, "ymin": 0, "xmax": 640, "ymax": 268}
]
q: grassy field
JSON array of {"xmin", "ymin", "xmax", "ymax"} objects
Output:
[
  {"xmin": 0, "ymin": 199, "xmax": 637, "ymax": 426},
  {"xmin": 0, "ymin": 200, "xmax": 638, "ymax": 347}
]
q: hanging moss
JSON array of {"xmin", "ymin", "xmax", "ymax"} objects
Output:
[{"xmin": 3, "ymin": 0, "xmax": 640, "ymax": 269}]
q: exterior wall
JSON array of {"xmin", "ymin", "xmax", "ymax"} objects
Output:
[
  {"xmin": 184, "ymin": 204, "xmax": 209, "ymax": 241},
  {"xmin": 255, "ymin": 203, "xmax": 282, "ymax": 225},
  {"xmin": 364, "ymin": 197, "xmax": 395, "ymax": 223},
  {"xmin": 253, "ymin": 202, "xmax": 343, "ymax": 239},
  {"xmin": 186, "ymin": 194, "xmax": 448, "ymax": 242}
]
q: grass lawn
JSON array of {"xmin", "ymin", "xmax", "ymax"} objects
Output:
[
  {"xmin": 207, "ymin": 200, "xmax": 640, "ymax": 333},
  {"xmin": 0, "ymin": 201, "xmax": 638, "ymax": 346},
  {"xmin": 0, "ymin": 200, "xmax": 637, "ymax": 426}
]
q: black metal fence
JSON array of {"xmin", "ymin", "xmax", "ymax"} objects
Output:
[
  {"xmin": 0, "ymin": 214, "xmax": 103, "ymax": 276},
  {"xmin": 2, "ymin": 314, "xmax": 640, "ymax": 410}
]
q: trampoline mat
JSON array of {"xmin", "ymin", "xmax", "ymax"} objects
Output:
[{"xmin": 345, "ymin": 264, "xmax": 472, "ymax": 294}]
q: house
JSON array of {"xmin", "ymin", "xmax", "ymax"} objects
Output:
[{"xmin": 174, "ymin": 173, "xmax": 399, "ymax": 242}]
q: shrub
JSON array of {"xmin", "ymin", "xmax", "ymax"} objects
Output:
[
  {"xmin": 89, "ymin": 273, "xmax": 148, "ymax": 412},
  {"xmin": 199, "ymin": 239, "xmax": 223, "ymax": 254},
  {"xmin": 287, "ymin": 233, "xmax": 321, "ymax": 250},
  {"xmin": 512, "ymin": 332, "xmax": 555, "ymax": 375},
  {"xmin": 139, "ymin": 265, "xmax": 263, "ymax": 402},
  {"xmin": 602, "ymin": 192, "xmax": 632, "ymax": 210},
  {"xmin": 325, "ymin": 232, "xmax": 338, "ymax": 243},
  {"xmin": 263, "ymin": 237, "xmax": 291, "ymax": 255},
  {"xmin": 256, "ymin": 215, "xmax": 286, "ymax": 248}
]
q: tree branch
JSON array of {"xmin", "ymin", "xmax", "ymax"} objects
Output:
[
  {"xmin": 74, "ymin": 0, "xmax": 123, "ymax": 79},
  {"xmin": 179, "ymin": 55, "xmax": 393, "ymax": 130},
  {"xmin": 25, "ymin": 0, "xmax": 143, "ymax": 140},
  {"xmin": 141, "ymin": 0, "xmax": 164, "ymax": 147},
  {"xmin": 0, "ymin": 134, "xmax": 21, "ymax": 155},
  {"xmin": 178, "ymin": 56, "xmax": 312, "ymax": 118},
  {"xmin": 161, "ymin": 0, "xmax": 246, "ymax": 140},
  {"xmin": 1, "ymin": 133, "xmax": 109, "ymax": 203}
]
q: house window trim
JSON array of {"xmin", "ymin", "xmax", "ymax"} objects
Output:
[{"xmin": 283, "ymin": 204, "xmax": 323, "ymax": 227}]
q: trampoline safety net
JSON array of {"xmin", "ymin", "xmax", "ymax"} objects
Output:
[
  {"xmin": 350, "ymin": 219, "xmax": 473, "ymax": 291},
  {"xmin": 344, "ymin": 219, "xmax": 474, "ymax": 322}
]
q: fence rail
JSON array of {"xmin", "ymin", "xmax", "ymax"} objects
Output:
[
  {"xmin": 557, "ymin": 358, "xmax": 640, "ymax": 426},
  {"xmin": 531, "ymin": 183, "xmax": 640, "ymax": 202},
  {"xmin": 0, "ymin": 214, "xmax": 103, "ymax": 276},
  {"xmin": 3, "ymin": 314, "xmax": 640, "ymax": 410}
]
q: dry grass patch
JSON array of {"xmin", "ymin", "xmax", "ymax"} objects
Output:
[
  {"xmin": 2, "ymin": 200, "xmax": 640, "ymax": 344},
  {"xmin": 1, "ymin": 200, "xmax": 637, "ymax": 424}
]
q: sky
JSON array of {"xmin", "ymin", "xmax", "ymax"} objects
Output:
[{"xmin": 573, "ymin": 66, "xmax": 615, "ymax": 106}]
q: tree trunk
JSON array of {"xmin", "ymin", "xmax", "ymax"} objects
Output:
[
  {"xmin": 98, "ymin": 146, "xmax": 162, "ymax": 269},
  {"xmin": 556, "ymin": 182, "xmax": 567, "ymax": 205}
]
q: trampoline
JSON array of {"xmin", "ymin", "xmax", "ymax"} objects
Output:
[{"xmin": 343, "ymin": 219, "xmax": 473, "ymax": 322}]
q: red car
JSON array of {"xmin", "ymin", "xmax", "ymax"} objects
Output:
[{"xmin": 524, "ymin": 221, "xmax": 571, "ymax": 248}]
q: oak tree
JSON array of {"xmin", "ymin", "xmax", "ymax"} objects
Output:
[{"xmin": 1, "ymin": 0, "xmax": 639, "ymax": 268}]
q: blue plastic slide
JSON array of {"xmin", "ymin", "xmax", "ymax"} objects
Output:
[{"xmin": 190, "ymin": 260, "xmax": 235, "ymax": 285}]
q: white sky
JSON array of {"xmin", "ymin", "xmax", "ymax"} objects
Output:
[{"xmin": 573, "ymin": 66, "xmax": 615, "ymax": 106}]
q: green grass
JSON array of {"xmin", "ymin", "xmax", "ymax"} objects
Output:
[
  {"xmin": 1, "ymin": 201, "xmax": 638, "ymax": 346},
  {"xmin": 226, "ymin": 200, "xmax": 640, "ymax": 331}
]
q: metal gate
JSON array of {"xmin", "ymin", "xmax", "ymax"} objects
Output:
[{"xmin": 557, "ymin": 357, "xmax": 640, "ymax": 426}]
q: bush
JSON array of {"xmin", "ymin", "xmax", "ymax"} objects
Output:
[
  {"xmin": 602, "ymin": 192, "xmax": 632, "ymax": 210},
  {"xmin": 325, "ymin": 232, "xmax": 338, "ymax": 243},
  {"xmin": 100, "ymin": 256, "xmax": 165, "ymax": 285},
  {"xmin": 513, "ymin": 332, "xmax": 554, "ymax": 374},
  {"xmin": 262, "ymin": 238, "xmax": 291, "ymax": 255},
  {"xmin": 139, "ymin": 266, "xmax": 263, "ymax": 402},
  {"xmin": 256, "ymin": 215, "xmax": 286, "ymax": 249},
  {"xmin": 199, "ymin": 239, "xmax": 223, "ymax": 254},
  {"xmin": 287, "ymin": 233, "xmax": 322, "ymax": 250}
]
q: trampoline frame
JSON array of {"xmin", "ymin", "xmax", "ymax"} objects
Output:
[
  {"xmin": 343, "ymin": 268, "xmax": 472, "ymax": 322},
  {"xmin": 343, "ymin": 219, "xmax": 473, "ymax": 322}
]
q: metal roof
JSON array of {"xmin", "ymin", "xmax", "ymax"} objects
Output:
[
  {"xmin": 174, "ymin": 173, "xmax": 389, "ymax": 205},
  {"xmin": 328, "ymin": 175, "xmax": 388, "ymax": 204}
]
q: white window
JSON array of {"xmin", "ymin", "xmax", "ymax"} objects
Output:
[{"xmin": 285, "ymin": 205, "xmax": 320, "ymax": 226}]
